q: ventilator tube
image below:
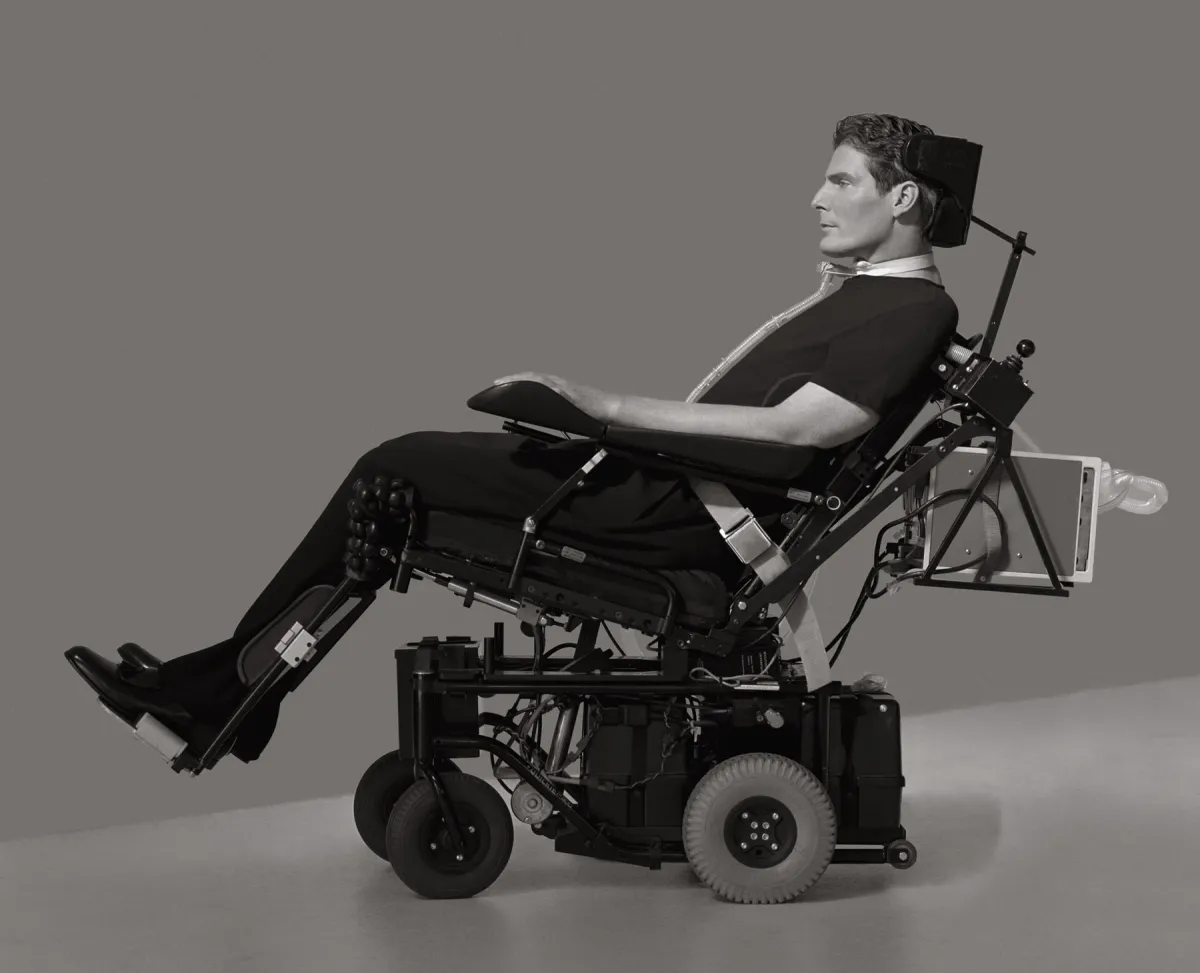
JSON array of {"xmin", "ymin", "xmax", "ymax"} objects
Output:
[
  {"xmin": 1012, "ymin": 424, "xmax": 1165, "ymax": 516},
  {"xmin": 1098, "ymin": 461, "xmax": 1168, "ymax": 515}
]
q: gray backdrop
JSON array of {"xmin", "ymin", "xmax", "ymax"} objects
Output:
[{"xmin": 2, "ymin": 3, "xmax": 1191, "ymax": 842}]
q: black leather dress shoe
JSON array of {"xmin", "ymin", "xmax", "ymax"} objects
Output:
[{"xmin": 65, "ymin": 646, "xmax": 194, "ymax": 725}]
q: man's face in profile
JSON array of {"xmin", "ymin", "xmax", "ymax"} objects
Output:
[{"xmin": 812, "ymin": 144, "xmax": 899, "ymax": 262}]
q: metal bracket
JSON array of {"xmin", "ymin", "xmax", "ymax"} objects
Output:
[
  {"xmin": 274, "ymin": 621, "xmax": 317, "ymax": 668},
  {"xmin": 517, "ymin": 599, "xmax": 545, "ymax": 628}
]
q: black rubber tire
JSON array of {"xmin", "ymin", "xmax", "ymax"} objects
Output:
[
  {"xmin": 886, "ymin": 839, "xmax": 917, "ymax": 869},
  {"xmin": 352, "ymin": 751, "xmax": 459, "ymax": 861},
  {"xmin": 683, "ymin": 752, "xmax": 837, "ymax": 904},
  {"xmin": 385, "ymin": 772, "xmax": 514, "ymax": 899}
]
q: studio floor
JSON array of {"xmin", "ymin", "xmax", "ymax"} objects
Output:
[{"xmin": 3, "ymin": 676, "xmax": 1198, "ymax": 973}]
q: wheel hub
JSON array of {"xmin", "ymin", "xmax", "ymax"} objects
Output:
[
  {"xmin": 723, "ymin": 797, "xmax": 797, "ymax": 868},
  {"xmin": 418, "ymin": 804, "xmax": 487, "ymax": 871}
]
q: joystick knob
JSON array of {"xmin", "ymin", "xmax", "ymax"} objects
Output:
[{"xmin": 1004, "ymin": 338, "xmax": 1036, "ymax": 372}]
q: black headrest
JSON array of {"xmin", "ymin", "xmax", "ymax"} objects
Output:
[{"xmin": 903, "ymin": 135, "xmax": 983, "ymax": 248}]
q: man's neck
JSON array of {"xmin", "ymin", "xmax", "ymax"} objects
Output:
[{"xmin": 863, "ymin": 237, "xmax": 934, "ymax": 264}]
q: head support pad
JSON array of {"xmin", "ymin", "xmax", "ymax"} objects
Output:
[{"xmin": 903, "ymin": 135, "xmax": 983, "ymax": 248}]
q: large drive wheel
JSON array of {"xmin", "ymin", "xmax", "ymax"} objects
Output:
[
  {"xmin": 385, "ymin": 771, "xmax": 514, "ymax": 899},
  {"xmin": 683, "ymin": 752, "xmax": 837, "ymax": 904},
  {"xmin": 353, "ymin": 751, "xmax": 459, "ymax": 861}
]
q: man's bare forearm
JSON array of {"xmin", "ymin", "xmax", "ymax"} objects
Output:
[{"xmin": 609, "ymin": 394, "xmax": 819, "ymax": 446}]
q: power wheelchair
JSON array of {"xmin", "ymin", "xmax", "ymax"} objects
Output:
[{"xmin": 93, "ymin": 134, "xmax": 1085, "ymax": 904}]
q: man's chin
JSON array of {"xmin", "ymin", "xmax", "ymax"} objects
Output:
[{"xmin": 819, "ymin": 244, "xmax": 854, "ymax": 262}]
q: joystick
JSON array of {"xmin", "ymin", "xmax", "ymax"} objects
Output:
[{"xmin": 1004, "ymin": 338, "xmax": 1035, "ymax": 371}]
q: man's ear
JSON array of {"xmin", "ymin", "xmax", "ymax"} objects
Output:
[{"xmin": 892, "ymin": 181, "xmax": 921, "ymax": 219}]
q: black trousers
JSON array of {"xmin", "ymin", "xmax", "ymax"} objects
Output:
[{"xmin": 156, "ymin": 431, "xmax": 749, "ymax": 760}]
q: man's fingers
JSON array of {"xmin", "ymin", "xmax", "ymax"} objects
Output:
[{"xmin": 494, "ymin": 372, "xmax": 548, "ymax": 386}]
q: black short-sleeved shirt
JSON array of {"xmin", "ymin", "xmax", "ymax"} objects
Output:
[
  {"xmin": 699, "ymin": 275, "xmax": 960, "ymax": 415},
  {"xmin": 481, "ymin": 274, "xmax": 960, "ymax": 571}
]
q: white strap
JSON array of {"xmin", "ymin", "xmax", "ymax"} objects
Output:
[
  {"xmin": 686, "ymin": 477, "xmax": 792, "ymax": 583},
  {"xmin": 687, "ymin": 475, "xmax": 831, "ymax": 689},
  {"xmin": 777, "ymin": 578, "xmax": 830, "ymax": 687}
]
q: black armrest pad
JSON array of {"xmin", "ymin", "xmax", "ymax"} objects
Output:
[
  {"xmin": 467, "ymin": 382, "xmax": 606, "ymax": 438},
  {"xmin": 468, "ymin": 381, "xmax": 819, "ymax": 481}
]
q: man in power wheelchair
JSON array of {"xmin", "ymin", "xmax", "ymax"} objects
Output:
[{"xmin": 65, "ymin": 114, "xmax": 1079, "ymax": 904}]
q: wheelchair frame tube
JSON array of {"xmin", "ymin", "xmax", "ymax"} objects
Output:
[
  {"xmin": 507, "ymin": 448, "xmax": 609, "ymax": 593},
  {"xmin": 974, "ymin": 224, "xmax": 1034, "ymax": 360},
  {"xmin": 424, "ymin": 674, "xmax": 822, "ymax": 694},
  {"xmin": 530, "ymin": 543, "xmax": 680, "ymax": 632},
  {"xmin": 413, "ymin": 666, "xmax": 470, "ymax": 858}
]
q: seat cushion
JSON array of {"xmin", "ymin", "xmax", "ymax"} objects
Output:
[{"xmin": 415, "ymin": 511, "xmax": 731, "ymax": 624}]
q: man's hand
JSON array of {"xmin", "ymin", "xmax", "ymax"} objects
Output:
[{"xmin": 492, "ymin": 372, "xmax": 620, "ymax": 423}]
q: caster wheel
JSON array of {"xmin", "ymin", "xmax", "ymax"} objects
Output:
[
  {"xmin": 683, "ymin": 752, "xmax": 837, "ymax": 904},
  {"xmin": 886, "ymin": 839, "xmax": 917, "ymax": 869},
  {"xmin": 386, "ymin": 771, "xmax": 514, "ymax": 899},
  {"xmin": 352, "ymin": 751, "xmax": 459, "ymax": 861}
]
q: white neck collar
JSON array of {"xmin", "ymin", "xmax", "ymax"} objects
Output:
[{"xmin": 820, "ymin": 251, "xmax": 941, "ymax": 285}]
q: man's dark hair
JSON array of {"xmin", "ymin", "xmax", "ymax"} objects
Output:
[{"xmin": 833, "ymin": 113, "xmax": 943, "ymax": 241}]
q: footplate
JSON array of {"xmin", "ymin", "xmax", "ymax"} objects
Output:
[{"xmin": 97, "ymin": 698, "xmax": 188, "ymax": 764}]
